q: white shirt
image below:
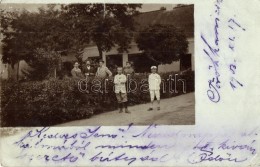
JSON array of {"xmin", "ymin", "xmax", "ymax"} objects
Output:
[
  {"xmin": 114, "ymin": 74, "xmax": 127, "ymax": 93},
  {"xmin": 148, "ymin": 73, "xmax": 161, "ymax": 90}
]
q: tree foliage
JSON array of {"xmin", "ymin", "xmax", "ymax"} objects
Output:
[
  {"xmin": 0, "ymin": 5, "xmax": 72, "ymax": 66},
  {"xmin": 136, "ymin": 24, "xmax": 188, "ymax": 64},
  {"xmin": 0, "ymin": 4, "xmax": 142, "ymax": 80},
  {"xmin": 61, "ymin": 4, "xmax": 142, "ymax": 58},
  {"xmin": 24, "ymin": 48, "xmax": 62, "ymax": 80}
]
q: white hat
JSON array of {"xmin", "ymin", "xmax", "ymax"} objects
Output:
[{"xmin": 151, "ymin": 66, "xmax": 157, "ymax": 69}]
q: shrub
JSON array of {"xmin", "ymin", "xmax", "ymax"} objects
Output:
[
  {"xmin": 23, "ymin": 48, "xmax": 62, "ymax": 81},
  {"xmin": 1, "ymin": 78, "xmax": 93, "ymax": 126},
  {"xmin": 1, "ymin": 71, "xmax": 194, "ymax": 127}
]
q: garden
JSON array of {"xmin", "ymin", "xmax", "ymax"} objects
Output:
[
  {"xmin": 1, "ymin": 71, "xmax": 194, "ymax": 127},
  {"xmin": 1, "ymin": 4, "xmax": 194, "ymax": 126}
]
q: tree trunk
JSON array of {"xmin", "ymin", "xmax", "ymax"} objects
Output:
[{"xmin": 97, "ymin": 45, "xmax": 103, "ymax": 60}]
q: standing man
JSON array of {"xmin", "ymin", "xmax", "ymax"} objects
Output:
[
  {"xmin": 114, "ymin": 67, "xmax": 130, "ymax": 113},
  {"xmin": 123, "ymin": 61, "xmax": 135, "ymax": 75},
  {"xmin": 96, "ymin": 60, "xmax": 112, "ymax": 101},
  {"xmin": 82, "ymin": 60, "xmax": 96, "ymax": 78},
  {"xmin": 96, "ymin": 60, "xmax": 112, "ymax": 79},
  {"xmin": 148, "ymin": 66, "xmax": 161, "ymax": 111}
]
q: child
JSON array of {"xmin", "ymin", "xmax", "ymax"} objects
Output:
[
  {"xmin": 114, "ymin": 67, "xmax": 130, "ymax": 113},
  {"xmin": 148, "ymin": 66, "xmax": 161, "ymax": 111}
]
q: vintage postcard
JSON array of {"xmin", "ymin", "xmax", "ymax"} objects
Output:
[{"xmin": 0, "ymin": 0, "xmax": 259, "ymax": 166}]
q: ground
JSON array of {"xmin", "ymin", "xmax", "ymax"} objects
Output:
[{"xmin": 59, "ymin": 92, "xmax": 195, "ymax": 126}]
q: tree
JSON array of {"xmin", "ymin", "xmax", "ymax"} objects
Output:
[
  {"xmin": 0, "ymin": 5, "xmax": 72, "ymax": 66},
  {"xmin": 0, "ymin": 4, "xmax": 142, "ymax": 80},
  {"xmin": 61, "ymin": 4, "xmax": 142, "ymax": 59},
  {"xmin": 136, "ymin": 24, "xmax": 188, "ymax": 65},
  {"xmin": 23, "ymin": 48, "xmax": 61, "ymax": 80},
  {"xmin": 0, "ymin": 5, "xmax": 73, "ymax": 80}
]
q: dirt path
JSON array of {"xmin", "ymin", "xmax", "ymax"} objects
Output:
[{"xmin": 59, "ymin": 92, "xmax": 195, "ymax": 126}]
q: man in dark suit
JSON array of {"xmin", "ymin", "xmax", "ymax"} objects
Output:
[{"xmin": 82, "ymin": 60, "xmax": 96, "ymax": 78}]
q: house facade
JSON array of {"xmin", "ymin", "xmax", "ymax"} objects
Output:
[
  {"xmin": 0, "ymin": 34, "xmax": 31, "ymax": 80},
  {"xmin": 81, "ymin": 5, "xmax": 194, "ymax": 73},
  {"xmin": 0, "ymin": 31, "xmax": 8, "ymax": 80},
  {"xmin": 1, "ymin": 5, "xmax": 194, "ymax": 80}
]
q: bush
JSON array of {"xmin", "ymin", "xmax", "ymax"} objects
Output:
[
  {"xmin": 1, "ymin": 78, "xmax": 94, "ymax": 126},
  {"xmin": 1, "ymin": 71, "xmax": 194, "ymax": 127}
]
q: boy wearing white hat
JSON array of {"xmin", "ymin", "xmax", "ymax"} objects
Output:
[{"xmin": 148, "ymin": 66, "xmax": 161, "ymax": 111}]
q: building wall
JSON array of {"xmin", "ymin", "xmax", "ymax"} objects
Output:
[
  {"xmin": 0, "ymin": 55, "xmax": 9, "ymax": 80},
  {"xmin": 82, "ymin": 37, "xmax": 194, "ymax": 73},
  {"xmin": 1, "ymin": 60, "xmax": 31, "ymax": 80},
  {"xmin": 189, "ymin": 38, "xmax": 195, "ymax": 71},
  {"xmin": 0, "ymin": 33, "xmax": 9, "ymax": 79},
  {"xmin": 3, "ymin": 37, "xmax": 194, "ymax": 80}
]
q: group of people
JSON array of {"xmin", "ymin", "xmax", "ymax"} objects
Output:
[
  {"xmin": 71, "ymin": 59, "xmax": 161, "ymax": 114},
  {"xmin": 71, "ymin": 60, "xmax": 134, "ymax": 79}
]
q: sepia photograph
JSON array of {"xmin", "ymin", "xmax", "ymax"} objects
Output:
[
  {"xmin": 0, "ymin": 3, "xmax": 194, "ymax": 126},
  {"xmin": 1, "ymin": 1, "xmax": 260, "ymax": 167}
]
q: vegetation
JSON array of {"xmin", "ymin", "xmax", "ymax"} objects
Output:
[
  {"xmin": 136, "ymin": 24, "xmax": 188, "ymax": 65},
  {"xmin": 61, "ymin": 4, "xmax": 142, "ymax": 59},
  {"xmin": 1, "ymin": 71, "xmax": 194, "ymax": 126},
  {"xmin": 0, "ymin": 5, "xmax": 193, "ymax": 127}
]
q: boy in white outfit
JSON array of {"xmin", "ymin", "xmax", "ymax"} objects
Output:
[
  {"xmin": 114, "ymin": 67, "xmax": 130, "ymax": 113},
  {"xmin": 148, "ymin": 66, "xmax": 161, "ymax": 111}
]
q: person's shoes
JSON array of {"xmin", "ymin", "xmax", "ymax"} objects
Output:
[
  {"xmin": 157, "ymin": 107, "xmax": 160, "ymax": 110},
  {"xmin": 125, "ymin": 109, "xmax": 131, "ymax": 114},
  {"xmin": 147, "ymin": 108, "xmax": 153, "ymax": 111},
  {"xmin": 119, "ymin": 109, "xmax": 123, "ymax": 113}
]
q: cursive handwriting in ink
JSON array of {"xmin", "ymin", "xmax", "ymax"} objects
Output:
[
  {"xmin": 228, "ymin": 18, "xmax": 246, "ymax": 32},
  {"xmin": 188, "ymin": 152, "xmax": 248, "ymax": 164},
  {"xmin": 14, "ymin": 127, "xmax": 50, "ymax": 145},
  {"xmin": 90, "ymin": 151, "xmax": 137, "ymax": 165},
  {"xmin": 201, "ymin": 0, "xmax": 223, "ymax": 103},
  {"xmin": 12, "ymin": 125, "xmax": 257, "ymax": 165},
  {"xmin": 89, "ymin": 150, "xmax": 171, "ymax": 165},
  {"xmin": 118, "ymin": 123, "xmax": 134, "ymax": 133},
  {"xmin": 218, "ymin": 139, "xmax": 256, "ymax": 155},
  {"xmin": 188, "ymin": 138, "xmax": 250, "ymax": 164},
  {"xmin": 227, "ymin": 16, "xmax": 246, "ymax": 91},
  {"xmin": 229, "ymin": 63, "xmax": 243, "ymax": 90},
  {"xmin": 95, "ymin": 141, "xmax": 174, "ymax": 150},
  {"xmin": 79, "ymin": 126, "xmax": 118, "ymax": 139},
  {"xmin": 132, "ymin": 124, "xmax": 157, "ymax": 138}
]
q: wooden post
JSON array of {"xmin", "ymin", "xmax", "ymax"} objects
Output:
[
  {"xmin": 102, "ymin": 51, "xmax": 106, "ymax": 66},
  {"xmin": 122, "ymin": 53, "xmax": 128, "ymax": 67},
  {"xmin": 16, "ymin": 61, "xmax": 20, "ymax": 81}
]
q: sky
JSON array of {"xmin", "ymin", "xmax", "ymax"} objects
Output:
[{"xmin": 0, "ymin": 3, "xmax": 177, "ymax": 13}]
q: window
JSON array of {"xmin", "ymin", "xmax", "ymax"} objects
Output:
[
  {"xmin": 180, "ymin": 54, "xmax": 192, "ymax": 71},
  {"xmin": 106, "ymin": 54, "xmax": 123, "ymax": 73}
]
